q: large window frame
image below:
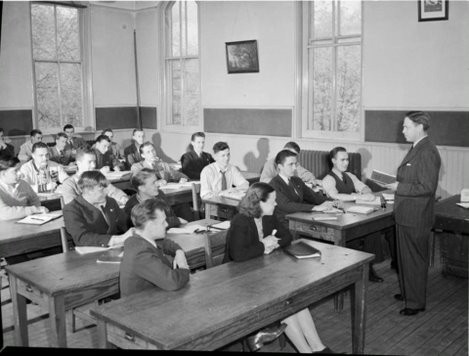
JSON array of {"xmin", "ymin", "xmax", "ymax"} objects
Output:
[
  {"xmin": 30, "ymin": 1, "xmax": 93, "ymax": 134},
  {"xmin": 161, "ymin": 0, "xmax": 202, "ymax": 133},
  {"xmin": 300, "ymin": 0, "xmax": 363, "ymax": 141}
]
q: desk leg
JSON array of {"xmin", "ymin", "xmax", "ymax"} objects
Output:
[
  {"xmin": 97, "ymin": 318, "xmax": 114, "ymax": 348},
  {"xmin": 334, "ymin": 233, "xmax": 347, "ymax": 311},
  {"xmin": 10, "ymin": 276, "xmax": 28, "ymax": 346},
  {"xmin": 48, "ymin": 295, "xmax": 67, "ymax": 347},
  {"xmin": 350, "ymin": 263, "xmax": 368, "ymax": 354},
  {"xmin": 205, "ymin": 203, "xmax": 211, "ymax": 219}
]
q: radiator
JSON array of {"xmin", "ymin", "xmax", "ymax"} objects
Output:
[{"xmin": 298, "ymin": 150, "xmax": 362, "ymax": 180}]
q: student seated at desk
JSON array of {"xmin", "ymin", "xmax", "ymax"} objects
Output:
[
  {"xmin": 180, "ymin": 132, "xmax": 214, "ymax": 180},
  {"xmin": 269, "ymin": 150, "xmax": 332, "ymax": 225},
  {"xmin": 322, "ymin": 146, "xmax": 385, "ymax": 283},
  {"xmin": 20, "ymin": 142, "xmax": 69, "ymax": 193},
  {"xmin": 223, "ymin": 183, "xmax": 333, "ymax": 354},
  {"xmin": 63, "ymin": 123, "xmax": 87, "ymax": 152},
  {"xmin": 93, "ymin": 134, "xmax": 124, "ymax": 173},
  {"xmin": 56, "ymin": 149, "xmax": 128, "ymax": 205},
  {"xmin": 18, "ymin": 129, "xmax": 43, "ymax": 163},
  {"xmin": 124, "ymin": 129, "xmax": 145, "ymax": 168},
  {"xmin": 0, "ymin": 128, "xmax": 15, "ymax": 159},
  {"xmin": 260, "ymin": 141, "xmax": 322, "ymax": 187},
  {"xmin": 124, "ymin": 168, "xmax": 189, "ymax": 228},
  {"xmin": 49, "ymin": 132, "xmax": 75, "ymax": 166},
  {"xmin": 0, "ymin": 156, "xmax": 48, "ymax": 220},
  {"xmin": 200, "ymin": 141, "xmax": 249, "ymax": 200},
  {"xmin": 120, "ymin": 199, "xmax": 190, "ymax": 297},
  {"xmin": 63, "ymin": 171, "xmax": 132, "ymax": 247},
  {"xmin": 101, "ymin": 128, "xmax": 123, "ymax": 161},
  {"xmin": 131, "ymin": 142, "xmax": 188, "ymax": 183}
]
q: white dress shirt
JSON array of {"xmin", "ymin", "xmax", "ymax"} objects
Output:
[{"xmin": 200, "ymin": 162, "xmax": 249, "ymax": 199}]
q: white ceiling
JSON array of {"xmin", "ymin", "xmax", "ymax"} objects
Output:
[{"xmin": 88, "ymin": 1, "xmax": 161, "ymax": 11}]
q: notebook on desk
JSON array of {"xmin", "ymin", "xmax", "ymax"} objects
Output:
[
  {"xmin": 16, "ymin": 211, "xmax": 63, "ymax": 225},
  {"xmin": 284, "ymin": 241, "xmax": 321, "ymax": 259},
  {"xmin": 97, "ymin": 247, "xmax": 124, "ymax": 264},
  {"xmin": 346, "ymin": 205, "xmax": 375, "ymax": 215}
]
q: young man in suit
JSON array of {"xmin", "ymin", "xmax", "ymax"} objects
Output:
[
  {"xmin": 18, "ymin": 129, "xmax": 43, "ymax": 163},
  {"xmin": 63, "ymin": 170, "xmax": 133, "ymax": 247},
  {"xmin": 63, "ymin": 124, "xmax": 87, "ymax": 152},
  {"xmin": 93, "ymin": 134, "xmax": 123, "ymax": 172},
  {"xmin": 49, "ymin": 132, "xmax": 74, "ymax": 166},
  {"xmin": 0, "ymin": 128, "xmax": 15, "ymax": 159},
  {"xmin": 119, "ymin": 198, "xmax": 190, "ymax": 297},
  {"xmin": 386, "ymin": 111, "xmax": 441, "ymax": 316},
  {"xmin": 269, "ymin": 150, "xmax": 332, "ymax": 225},
  {"xmin": 124, "ymin": 129, "xmax": 145, "ymax": 168},
  {"xmin": 180, "ymin": 132, "xmax": 214, "ymax": 180}
]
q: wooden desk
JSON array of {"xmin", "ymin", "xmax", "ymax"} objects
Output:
[
  {"xmin": 160, "ymin": 185, "xmax": 194, "ymax": 206},
  {"xmin": 91, "ymin": 240, "xmax": 373, "ymax": 353},
  {"xmin": 203, "ymin": 195, "xmax": 239, "ymax": 220},
  {"xmin": 240, "ymin": 171, "xmax": 260, "ymax": 185},
  {"xmin": 5, "ymin": 219, "xmax": 224, "ymax": 348}
]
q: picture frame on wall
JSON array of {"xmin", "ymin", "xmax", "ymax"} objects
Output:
[
  {"xmin": 418, "ymin": 0, "xmax": 449, "ymax": 22},
  {"xmin": 225, "ymin": 40, "xmax": 259, "ymax": 74}
]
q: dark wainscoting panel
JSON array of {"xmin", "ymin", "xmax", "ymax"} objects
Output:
[
  {"xmin": 204, "ymin": 108, "xmax": 292, "ymax": 137},
  {"xmin": 365, "ymin": 110, "xmax": 469, "ymax": 147},
  {"xmin": 0, "ymin": 110, "xmax": 33, "ymax": 136},
  {"xmin": 96, "ymin": 107, "xmax": 139, "ymax": 130},
  {"xmin": 140, "ymin": 107, "xmax": 157, "ymax": 129}
]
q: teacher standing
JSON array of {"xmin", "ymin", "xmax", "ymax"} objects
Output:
[{"xmin": 386, "ymin": 111, "xmax": 441, "ymax": 316}]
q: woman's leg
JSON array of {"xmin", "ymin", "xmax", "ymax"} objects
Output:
[
  {"xmin": 282, "ymin": 314, "xmax": 313, "ymax": 353},
  {"xmin": 296, "ymin": 308, "xmax": 326, "ymax": 352}
]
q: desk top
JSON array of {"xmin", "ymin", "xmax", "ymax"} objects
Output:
[
  {"xmin": 202, "ymin": 195, "xmax": 241, "ymax": 207},
  {"xmin": 90, "ymin": 239, "xmax": 373, "ymax": 350},
  {"xmin": 434, "ymin": 195, "xmax": 469, "ymax": 234},
  {"xmin": 5, "ymin": 219, "xmax": 221, "ymax": 296},
  {"xmin": 0, "ymin": 216, "xmax": 64, "ymax": 247}
]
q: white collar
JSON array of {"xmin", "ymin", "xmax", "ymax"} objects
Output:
[
  {"xmin": 413, "ymin": 135, "xmax": 427, "ymax": 148},
  {"xmin": 279, "ymin": 173, "xmax": 290, "ymax": 185}
]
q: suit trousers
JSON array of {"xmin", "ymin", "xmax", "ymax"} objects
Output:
[{"xmin": 396, "ymin": 223, "xmax": 431, "ymax": 309}]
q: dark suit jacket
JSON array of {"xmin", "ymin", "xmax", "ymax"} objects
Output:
[
  {"xmin": 49, "ymin": 146, "xmax": 74, "ymax": 165},
  {"xmin": 394, "ymin": 137, "xmax": 441, "ymax": 228},
  {"xmin": 124, "ymin": 141, "xmax": 142, "ymax": 168},
  {"xmin": 119, "ymin": 234, "xmax": 190, "ymax": 297},
  {"xmin": 65, "ymin": 136, "xmax": 87, "ymax": 151},
  {"xmin": 63, "ymin": 195, "xmax": 129, "ymax": 246},
  {"xmin": 180, "ymin": 150, "xmax": 214, "ymax": 180},
  {"xmin": 0, "ymin": 143, "xmax": 15, "ymax": 159},
  {"xmin": 93, "ymin": 148, "xmax": 122, "ymax": 171},
  {"xmin": 269, "ymin": 175, "xmax": 327, "ymax": 222},
  {"xmin": 223, "ymin": 213, "xmax": 292, "ymax": 263},
  {"xmin": 124, "ymin": 193, "xmax": 181, "ymax": 228}
]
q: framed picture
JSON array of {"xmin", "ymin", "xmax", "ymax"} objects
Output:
[
  {"xmin": 418, "ymin": 0, "xmax": 449, "ymax": 22},
  {"xmin": 225, "ymin": 40, "xmax": 259, "ymax": 74}
]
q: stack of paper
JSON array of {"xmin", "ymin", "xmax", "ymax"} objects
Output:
[
  {"xmin": 167, "ymin": 224, "xmax": 208, "ymax": 234},
  {"xmin": 16, "ymin": 211, "xmax": 63, "ymax": 225},
  {"xmin": 355, "ymin": 196, "xmax": 381, "ymax": 206},
  {"xmin": 346, "ymin": 205, "xmax": 375, "ymax": 215}
]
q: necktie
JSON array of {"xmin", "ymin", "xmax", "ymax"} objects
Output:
[
  {"xmin": 220, "ymin": 170, "xmax": 227, "ymax": 191},
  {"xmin": 100, "ymin": 205, "xmax": 111, "ymax": 227}
]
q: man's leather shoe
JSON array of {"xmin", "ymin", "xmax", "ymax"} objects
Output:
[
  {"xmin": 312, "ymin": 346, "xmax": 335, "ymax": 354},
  {"xmin": 369, "ymin": 267, "xmax": 384, "ymax": 283},
  {"xmin": 399, "ymin": 307, "xmax": 425, "ymax": 316},
  {"xmin": 394, "ymin": 294, "xmax": 404, "ymax": 301},
  {"xmin": 247, "ymin": 323, "xmax": 287, "ymax": 351}
]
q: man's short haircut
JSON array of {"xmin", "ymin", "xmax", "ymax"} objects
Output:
[
  {"xmin": 75, "ymin": 148, "xmax": 96, "ymax": 162},
  {"xmin": 405, "ymin": 111, "xmax": 431, "ymax": 131},
  {"xmin": 131, "ymin": 168, "xmax": 156, "ymax": 189},
  {"xmin": 213, "ymin": 141, "xmax": 229, "ymax": 154},
  {"xmin": 77, "ymin": 170, "xmax": 108, "ymax": 191},
  {"xmin": 95, "ymin": 134, "xmax": 111, "ymax": 144},
  {"xmin": 191, "ymin": 132, "xmax": 205, "ymax": 141},
  {"xmin": 284, "ymin": 141, "xmax": 301, "ymax": 154},
  {"xmin": 63, "ymin": 124, "xmax": 74, "ymax": 131},
  {"xmin": 132, "ymin": 128, "xmax": 144, "ymax": 136},
  {"xmin": 329, "ymin": 146, "xmax": 347, "ymax": 162},
  {"xmin": 131, "ymin": 198, "xmax": 169, "ymax": 229},
  {"xmin": 55, "ymin": 132, "xmax": 68, "ymax": 141},
  {"xmin": 139, "ymin": 141, "xmax": 155, "ymax": 155},
  {"xmin": 274, "ymin": 149, "xmax": 297, "ymax": 166},
  {"xmin": 32, "ymin": 142, "xmax": 49, "ymax": 153},
  {"xmin": 30, "ymin": 129, "xmax": 42, "ymax": 137},
  {"xmin": 102, "ymin": 128, "xmax": 113, "ymax": 135},
  {"xmin": 0, "ymin": 157, "xmax": 20, "ymax": 172}
]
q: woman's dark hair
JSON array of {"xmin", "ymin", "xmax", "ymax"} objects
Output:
[
  {"xmin": 131, "ymin": 198, "xmax": 169, "ymax": 229},
  {"xmin": 238, "ymin": 182, "xmax": 275, "ymax": 218},
  {"xmin": 0, "ymin": 157, "xmax": 20, "ymax": 172},
  {"xmin": 78, "ymin": 170, "xmax": 109, "ymax": 191},
  {"xmin": 131, "ymin": 168, "xmax": 157, "ymax": 189}
]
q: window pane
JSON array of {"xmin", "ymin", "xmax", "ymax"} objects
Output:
[
  {"xmin": 171, "ymin": 3, "xmax": 180, "ymax": 57},
  {"xmin": 170, "ymin": 61, "xmax": 182, "ymax": 125},
  {"xmin": 35, "ymin": 63, "xmax": 60, "ymax": 129},
  {"xmin": 57, "ymin": 6, "xmax": 80, "ymax": 61},
  {"xmin": 311, "ymin": 47, "xmax": 333, "ymax": 131},
  {"xmin": 312, "ymin": 1, "xmax": 332, "ymax": 39},
  {"xmin": 186, "ymin": 1, "xmax": 198, "ymax": 56},
  {"xmin": 339, "ymin": 1, "xmax": 361, "ymax": 36},
  {"xmin": 182, "ymin": 59, "xmax": 200, "ymax": 126},
  {"xmin": 336, "ymin": 45, "xmax": 361, "ymax": 132},
  {"xmin": 180, "ymin": 2, "xmax": 187, "ymax": 56},
  {"xmin": 60, "ymin": 63, "xmax": 83, "ymax": 127},
  {"xmin": 31, "ymin": 4, "xmax": 56, "ymax": 60}
]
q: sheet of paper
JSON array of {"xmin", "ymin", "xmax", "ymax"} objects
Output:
[
  {"xmin": 456, "ymin": 203, "xmax": 469, "ymax": 209},
  {"xmin": 75, "ymin": 246, "xmax": 111, "ymax": 255},
  {"xmin": 167, "ymin": 224, "xmax": 208, "ymax": 234},
  {"xmin": 210, "ymin": 220, "xmax": 231, "ymax": 230}
]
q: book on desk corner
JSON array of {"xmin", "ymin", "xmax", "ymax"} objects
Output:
[
  {"xmin": 97, "ymin": 247, "xmax": 124, "ymax": 264},
  {"xmin": 16, "ymin": 211, "xmax": 63, "ymax": 225},
  {"xmin": 284, "ymin": 241, "xmax": 321, "ymax": 259},
  {"xmin": 346, "ymin": 205, "xmax": 375, "ymax": 215}
]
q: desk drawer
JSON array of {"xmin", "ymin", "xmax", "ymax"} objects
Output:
[
  {"xmin": 289, "ymin": 221, "xmax": 337, "ymax": 242},
  {"xmin": 107, "ymin": 324, "xmax": 159, "ymax": 350}
]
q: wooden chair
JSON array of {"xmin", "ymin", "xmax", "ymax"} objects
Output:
[
  {"xmin": 60, "ymin": 227, "xmax": 74, "ymax": 253},
  {"xmin": 191, "ymin": 182, "xmax": 202, "ymax": 220},
  {"xmin": 203, "ymin": 230, "xmax": 227, "ymax": 269}
]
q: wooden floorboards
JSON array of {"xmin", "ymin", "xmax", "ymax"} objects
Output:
[{"xmin": 1, "ymin": 239, "xmax": 467, "ymax": 355}]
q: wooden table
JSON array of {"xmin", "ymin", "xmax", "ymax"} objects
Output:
[
  {"xmin": 433, "ymin": 195, "xmax": 469, "ymax": 277},
  {"xmin": 203, "ymin": 195, "xmax": 240, "ymax": 220},
  {"xmin": 5, "ymin": 219, "xmax": 224, "ymax": 348},
  {"xmin": 91, "ymin": 239, "xmax": 373, "ymax": 353},
  {"xmin": 240, "ymin": 171, "xmax": 260, "ymax": 185}
]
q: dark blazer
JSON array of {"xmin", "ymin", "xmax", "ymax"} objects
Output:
[
  {"xmin": 269, "ymin": 175, "xmax": 327, "ymax": 222},
  {"xmin": 63, "ymin": 195, "xmax": 129, "ymax": 247},
  {"xmin": 180, "ymin": 150, "xmax": 214, "ymax": 180},
  {"xmin": 124, "ymin": 193, "xmax": 181, "ymax": 228},
  {"xmin": 93, "ymin": 148, "xmax": 122, "ymax": 171},
  {"xmin": 65, "ymin": 136, "xmax": 87, "ymax": 151},
  {"xmin": 223, "ymin": 213, "xmax": 292, "ymax": 263},
  {"xmin": 119, "ymin": 234, "xmax": 190, "ymax": 297},
  {"xmin": 394, "ymin": 136, "xmax": 441, "ymax": 228},
  {"xmin": 124, "ymin": 141, "xmax": 142, "ymax": 168},
  {"xmin": 49, "ymin": 146, "xmax": 74, "ymax": 166},
  {"xmin": 0, "ymin": 143, "xmax": 15, "ymax": 159}
]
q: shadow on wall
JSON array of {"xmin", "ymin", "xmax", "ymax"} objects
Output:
[
  {"xmin": 151, "ymin": 132, "xmax": 177, "ymax": 163},
  {"xmin": 243, "ymin": 138, "xmax": 270, "ymax": 173}
]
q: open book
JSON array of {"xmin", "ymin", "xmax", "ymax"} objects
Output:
[
  {"xmin": 284, "ymin": 241, "xmax": 321, "ymax": 259},
  {"xmin": 16, "ymin": 211, "xmax": 63, "ymax": 225},
  {"xmin": 97, "ymin": 247, "xmax": 124, "ymax": 264},
  {"xmin": 219, "ymin": 189, "xmax": 246, "ymax": 201},
  {"xmin": 346, "ymin": 205, "xmax": 375, "ymax": 215},
  {"xmin": 370, "ymin": 169, "xmax": 396, "ymax": 186}
]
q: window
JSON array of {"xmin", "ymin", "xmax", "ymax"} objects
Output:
[
  {"xmin": 301, "ymin": 0, "xmax": 362, "ymax": 140},
  {"xmin": 163, "ymin": 1, "xmax": 201, "ymax": 129},
  {"xmin": 31, "ymin": 2, "xmax": 90, "ymax": 132}
]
